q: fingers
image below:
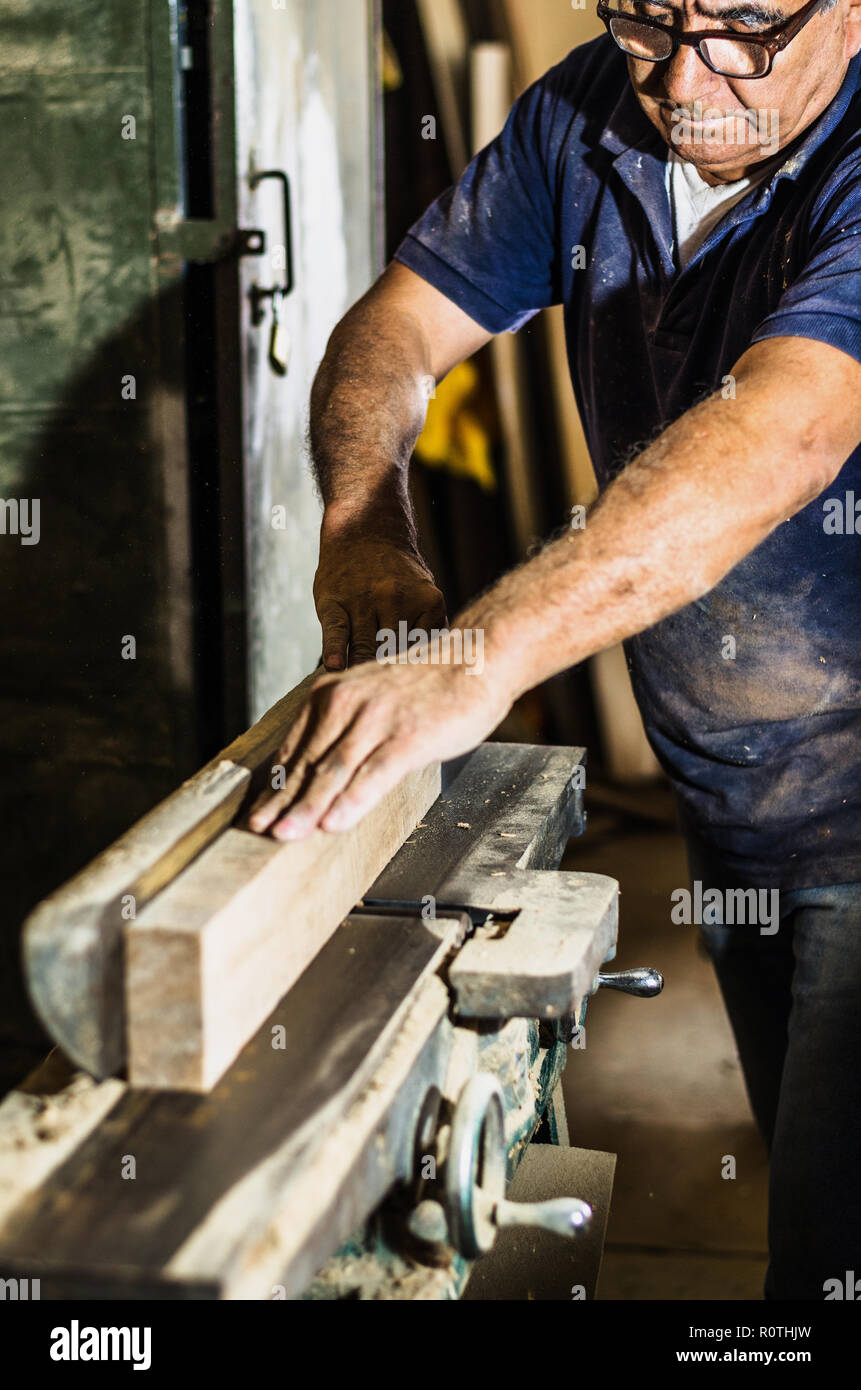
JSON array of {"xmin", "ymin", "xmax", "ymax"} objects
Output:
[
  {"xmin": 249, "ymin": 672, "xmax": 385, "ymax": 838},
  {"xmin": 269, "ymin": 717, "xmax": 385, "ymax": 841},
  {"xmin": 318, "ymin": 603, "xmax": 350, "ymax": 672},
  {"xmin": 413, "ymin": 604, "xmax": 449, "ymax": 634},
  {"xmin": 416, "ymin": 582, "xmax": 449, "ymax": 631},
  {"xmin": 347, "ymin": 611, "xmax": 381, "ymax": 666},
  {"xmin": 247, "ymin": 669, "xmax": 403, "ymax": 840},
  {"xmin": 247, "ymin": 685, "xmax": 335, "ymax": 834},
  {"xmin": 317, "ymin": 598, "xmax": 393, "ymax": 670},
  {"xmin": 374, "ymin": 595, "xmax": 449, "ymax": 663},
  {"xmin": 276, "ymin": 682, "xmax": 327, "ymax": 772},
  {"xmin": 320, "ymin": 742, "xmax": 414, "ymax": 833},
  {"xmin": 246, "ymin": 655, "xmax": 495, "ymax": 844}
]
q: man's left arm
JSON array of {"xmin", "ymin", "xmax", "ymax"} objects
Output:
[{"xmin": 249, "ymin": 335, "xmax": 861, "ymax": 841}]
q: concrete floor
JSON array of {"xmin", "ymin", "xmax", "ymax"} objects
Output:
[{"xmin": 562, "ymin": 796, "xmax": 770, "ymax": 1300}]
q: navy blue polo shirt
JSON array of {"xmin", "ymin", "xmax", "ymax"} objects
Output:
[{"xmin": 395, "ymin": 39, "xmax": 861, "ymax": 889}]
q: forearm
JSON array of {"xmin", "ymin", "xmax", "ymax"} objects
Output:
[
  {"xmin": 463, "ymin": 381, "xmax": 838, "ymax": 702},
  {"xmin": 310, "ymin": 294, "xmax": 432, "ymax": 546},
  {"xmin": 249, "ymin": 336, "xmax": 861, "ymax": 841}
]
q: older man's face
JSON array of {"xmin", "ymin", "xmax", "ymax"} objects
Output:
[{"xmin": 626, "ymin": 0, "xmax": 856, "ymax": 182}]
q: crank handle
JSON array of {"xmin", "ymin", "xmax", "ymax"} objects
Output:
[
  {"xmin": 492, "ymin": 1195, "xmax": 592, "ymax": 1238},
  {"xmin": 597, "ymin": 967, "xmax": 664, "ymax": 998},
  {"xmin": 573, "ymin": 965, "xmax": 663, "ymax": 1034}
]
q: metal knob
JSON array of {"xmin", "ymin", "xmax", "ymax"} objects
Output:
[
  {"xmin": 571, "ymin": 965, "xmax": 664, "ymax": 1036},
  {"xmin": 597, "ymin": 967, "xmax": 664, "ymax": 998}
]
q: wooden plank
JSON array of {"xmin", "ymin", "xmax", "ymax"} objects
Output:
[
  {"xmin": 415, "ymin": 0, "xmax": 470, "ymax": 177},
  {"xmin": 498, "ymin": 1, "xmax": 604, "ymax": 511},
  {"xmin": 471, "ymin": 42, "xmax": 543, "ymax": 559},
  {"xmin": 0, "ymin": 915, "xmax": 457, "ymax": 1299},
  {"xmin": 167, "ymin": 977, "xmax": 452, "ymax": 1300},
  {"xmin": 22, "ymin": 669, "xmax": 324, "ymax": 1079},
  {"xmin": 125, "ymin": 763, "xmax": 441, "ymax": 1090}
]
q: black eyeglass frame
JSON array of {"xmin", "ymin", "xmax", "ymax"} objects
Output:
[{"xmin": 597, "ymin": 0, "xmax": 833, "ymax": 78}]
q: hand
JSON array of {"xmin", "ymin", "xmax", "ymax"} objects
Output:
[
  {"xmin": 314, "ymin": 517, "xmax": 446, "ymax": 670},
  {"xmin": 247, "ymin": 659, "xmax": 512, "ymax": 841}
]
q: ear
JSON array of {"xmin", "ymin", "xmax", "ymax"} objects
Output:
[{"xmin": 845, "ymin": 0, "xmax": 861, "ymax": 60}]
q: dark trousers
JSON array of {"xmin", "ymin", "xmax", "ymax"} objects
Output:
[{"xmin": 685, "ymin": 836, "xmax": 861, "ymax": 1300}]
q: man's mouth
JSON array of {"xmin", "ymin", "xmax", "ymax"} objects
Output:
[
  {"xmin": 661, "ymin": 104, "xmax": 760, "ymax": 134},
  {"xmin": 661, "ymin": 105, "xmax": 729, "ymax": 122}
]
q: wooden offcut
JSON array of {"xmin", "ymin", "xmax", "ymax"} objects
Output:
[
  {"xmin": 125, "ymin": 762, "xmax": 441, "ymax": 1090},
  {"xmin": 471, "ymin": 42, "xmax": 542, "ymax": 560},
  {"xmin": 415, "ymin": 0, "xmax": 470, "ymax": 176}
]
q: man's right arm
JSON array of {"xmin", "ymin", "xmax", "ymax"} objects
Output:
[{"xmin": 310, "ymin": 260, "xmax": 494, "ymax": 669}]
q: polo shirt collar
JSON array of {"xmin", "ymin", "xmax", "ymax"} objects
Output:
[
  {"xmin": 599, "ymin": 52, "xmax": 860, "ymax": 176},
  {"xmin": 597, "ymin": 54, "xmax": 861, "ymax": 274},
  {"xmin": 600, "ymin": 81, "xmax": 676, "ymax": 274}
]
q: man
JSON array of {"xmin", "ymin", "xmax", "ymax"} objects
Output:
[{"xmin": 250, "ymin": 1, "xmax": 861, "ymax": 1298}]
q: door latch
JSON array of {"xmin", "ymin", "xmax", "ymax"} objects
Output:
[{"xmin": 248, "ymin": 169, "xmax": 294, "ymax": 376}]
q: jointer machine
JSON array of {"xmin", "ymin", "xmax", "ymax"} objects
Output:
[{"xmin": 0, "ymin": 673, "xmax": 662, "ymax": 1300}]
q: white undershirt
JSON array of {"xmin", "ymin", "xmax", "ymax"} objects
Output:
[{"xmin": 666, "ymin": 152, "xmax": 772, "ymax": 270}]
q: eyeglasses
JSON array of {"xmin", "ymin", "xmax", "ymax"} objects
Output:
[{"xmin": 597, "ymin": 0, "xmax": 832, "ymax": 78}]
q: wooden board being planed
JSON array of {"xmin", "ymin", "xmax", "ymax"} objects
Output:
[
  {"xmin": 23, "ymin": 667, "xmax": 440, "ymax": 1087},
  {"xmin": 125, "ymin": 763, "xmax": 441, "ymax": 1091},
  {"xmin": 23, "ymin": 669, "xmax": 323, "ymax": 1079}
]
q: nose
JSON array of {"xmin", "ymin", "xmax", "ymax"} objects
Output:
[{"xmin": 660, "ymin": 44, "xmax": 722, "ymax": 106}]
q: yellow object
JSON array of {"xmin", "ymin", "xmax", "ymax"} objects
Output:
[
  {"xmin": 415, "ymin": 360, "xmax": 497, "ymax": 492},
  {"xmin": 381, "ymin": 30, "xmax": 403, "ymax": 93}
]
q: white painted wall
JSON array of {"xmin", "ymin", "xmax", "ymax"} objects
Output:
[{"xmin": 233, "ymin": 0, "xmax": 378, "ymax": 719}]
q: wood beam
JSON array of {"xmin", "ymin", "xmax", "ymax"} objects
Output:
[
  {"xmin": 125, "ymin": 763, "xmax": 441, "ymax": 1090},
  {"xmin": 22, "ymin": 669, "xmax": 440, "ymax": 1084}
]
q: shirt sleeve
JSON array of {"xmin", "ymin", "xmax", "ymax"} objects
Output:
[
  {"xmin": 394, "ymin": 73, "xmax": 562, "ymax": 335},
  {"xmin": 750, "ymin": 158, "xmax": 861, "ymax": 363}
]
